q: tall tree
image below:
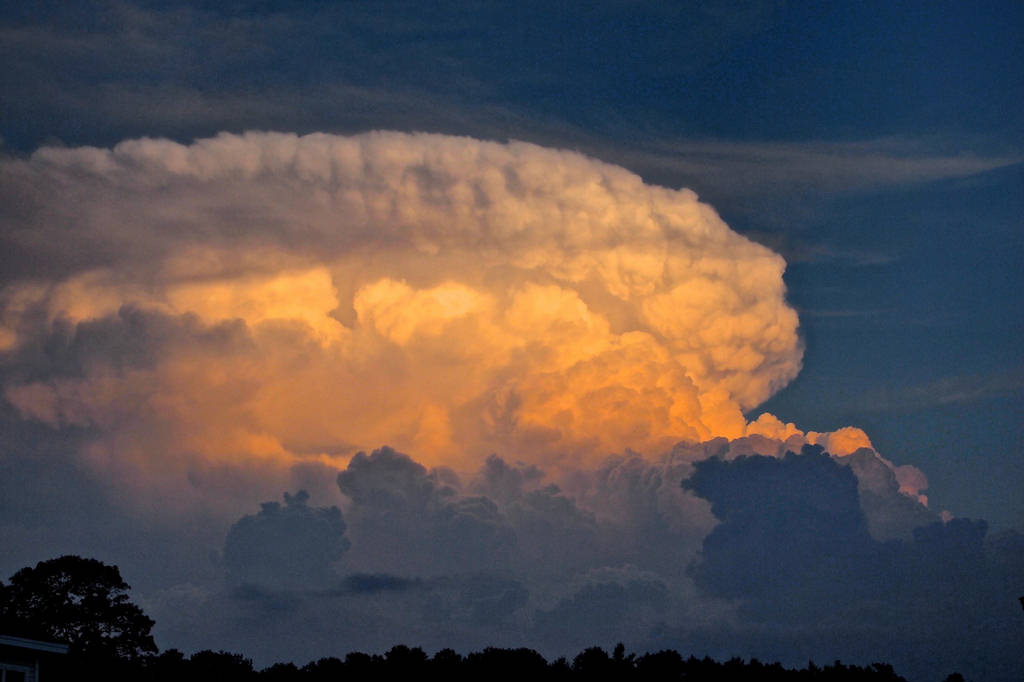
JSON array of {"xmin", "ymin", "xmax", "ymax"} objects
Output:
[{"xmin": 0, "ymin": 555, "xmax": 156, "ymax": 660}]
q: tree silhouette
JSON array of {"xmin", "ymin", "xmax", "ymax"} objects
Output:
[
  {"xmin": 572, "ymin": 646, "xmax": 612, "ymax": 678},
  {"xmin": 0, "ymin": 555, "xmax": 156, "ymax": 660},
  {"xmin": 187, "ymin": 650, "xmax": 255, "ymax": 681}
]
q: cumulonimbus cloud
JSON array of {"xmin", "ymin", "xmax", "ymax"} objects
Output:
[
  {"xmin": 0, "ymin": 131, "xmax": 807, "ymax": 488},
  {"xmin": 4, "ymin": 131, "xmax": 980, "ymax": 675}
]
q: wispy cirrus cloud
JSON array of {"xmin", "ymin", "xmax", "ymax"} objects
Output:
[
  {"xmin": 850, "ymin": 366, "xmax": 1024, "ymax": 414},
  {"xmin": 4, "ymin": 1, "xmax": 1017, "ymax": 206},
  {"xmin": 612, "ymin": 137, "xmax": 1022, "ymax": 198}
]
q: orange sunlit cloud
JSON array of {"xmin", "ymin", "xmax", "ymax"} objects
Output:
[{"xmin": 0, "ymin": 131, "xmax": 923, "ymax": 512}]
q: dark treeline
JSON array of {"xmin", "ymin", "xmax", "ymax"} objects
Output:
[
  {"xmin": 85, "ymin": 643, "xmax": 919, "ymax": 682},
  {"xmin": 2, "ymin": 557, "xmax": 970, "ymax": 682}
]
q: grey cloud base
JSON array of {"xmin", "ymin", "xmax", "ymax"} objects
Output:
[{"xmin": 147, "ymin": 445, "xmax": 1024, "ymax": 682}]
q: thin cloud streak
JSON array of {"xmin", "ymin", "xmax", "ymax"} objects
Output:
[
  {"xmin": 612, "ymin": 138, "xmax": 1022, "ymax": 197},
  {"xmin": 850, "ymin": 367, "xmax": 1024, "ymax": 415}
]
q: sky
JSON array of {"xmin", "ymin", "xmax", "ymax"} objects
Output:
[{"xmin": 0, "ymin": 2, "xmax": 1021, "ymax": 680}]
